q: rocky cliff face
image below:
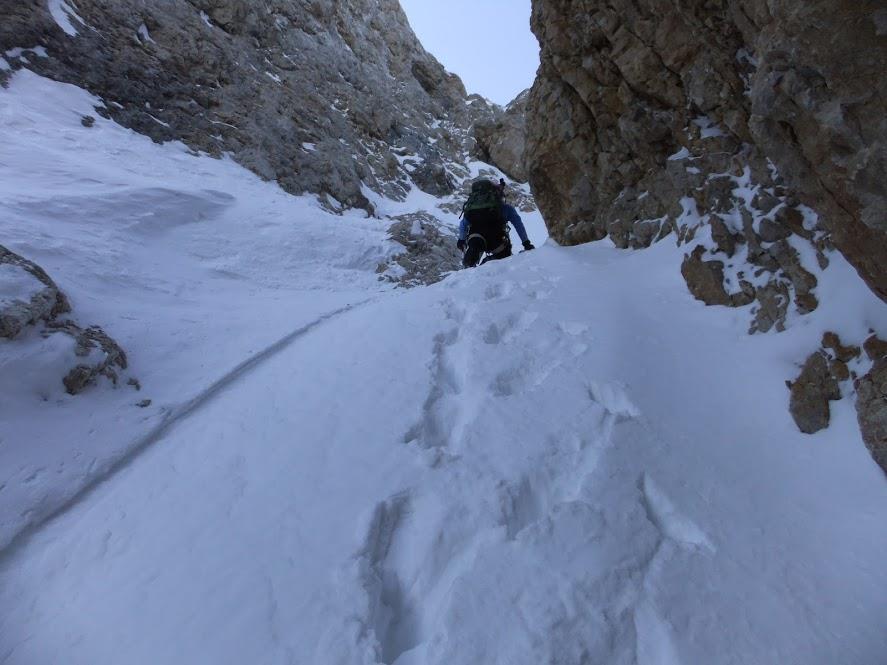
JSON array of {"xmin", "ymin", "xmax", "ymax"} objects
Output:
[
  {"xmin": 474, "ymin": 89, "xmax": 531, "ymax": 182},
  {"xmin": 0, "ymin": 0, "xmax": 495, "ymax": 211},
  {"xmin": 525, "ymin": 0, "xmax": 887, "ymax": 470},
  {"xmin": 526, "ymin": 0, "xmax": 886, "ymax": 302}
]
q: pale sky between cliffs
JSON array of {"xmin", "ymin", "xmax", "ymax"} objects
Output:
[{"xmin": 399, "ymin": 0, "xmax": 540, "ymax": 105}]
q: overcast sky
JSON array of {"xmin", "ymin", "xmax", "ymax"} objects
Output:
[{"xmin": 399, "ymin": 0, "xmax": 540, "ymax": 106}]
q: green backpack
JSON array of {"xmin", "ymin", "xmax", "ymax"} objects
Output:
[
  {"xmin": 461, "ymin": 179, "xmax": 505, "ymax": 236},
  {"xmin": 463, "ymin": 179, "xmax": 502, "ymax": 214}
]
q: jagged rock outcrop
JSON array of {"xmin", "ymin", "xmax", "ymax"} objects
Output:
[
  {"xmin": 787, "ymin": 332, "xmax": 861, "ymax": 435},
  {"xmin": 786, "ymin": 331, "xmax": 887, "ymax": 474},
  {"xmin": 857, "ymin": 361, "xmax": 887, "ymax": 474},
  {"xmin": 0, "ymin": 0, "xmax": 492, "ymax": 210},
  {"xmin": 378, "ymin": 212, "xmax": 462, "ymax": 287},
  {"xmin": 680, "ymin": 246, "xmax": 754, "ymax": 309},
  {"xmin": 856, "ymin": 335, "xmax": 887, "ymax": 475},
  {"xmin": 746, "ymin": 3, "xmax": 887, "ymax": 303},
  {"xmin": 788, "ymin": 351, "xmax": 841, "ymax": 435},
  {"xmin": 474, "ymin": 90, "xmax": 530, "ymax": 182},
  {"xmin": 864, "ymin": 334, "xmax": 887, "ymax": 363},
  {"xmin": 0, "ymin": 244, "xmax": 132, "ymax": 395},
  {"xmin": 0, "ymin": 244, "xmax": 70, "ymax": 338},
  {"xmin": 525, "ymin": 0, "xmax": 886, "ymax": 463},
  {"xmin": 50, "ymin": 320, "xmax": 130, "ymax": 395},
  {"xmin": 526, "ymin": 0, "xmax": 886, "ymax": 304}
]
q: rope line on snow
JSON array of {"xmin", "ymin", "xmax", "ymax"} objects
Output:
[{"xmin": 0, "ymin": 298, "xmax": 375, "ymax": 563}]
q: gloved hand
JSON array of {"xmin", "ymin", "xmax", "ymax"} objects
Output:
[
  {"xmin": 523, "ymin": 240, "xmax": 535, "ymax": 251},
  {"xmin": 457, "ymin": 239, "xmax": 466, "ymax": 252}
]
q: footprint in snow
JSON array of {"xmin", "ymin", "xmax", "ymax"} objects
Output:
[
  {"xmin": 353, "ymin": 492, "xmax": 423, "ymax": 665},
  {"xmin": 586, "ymin": 381, "xmax": 641, "ymax": 420},
  {"xmin": 634, "ymin": 598, "xmax": 686, "ymax": 665},
  {"xmin": 559, "ymin": 321, "xmax": 589, "ymax": 337},
  {"xmin": 402, "ymin": 303, "xmax": 469, "ymax": 451},
  {"xmin": 481, "ymin": 311, "xmax": 539, "ymax": 345},
  {"xmin": 483, "ymin": 281, "xmax": 514, "ymax": 302},
  {"xmin": 490, "ymin": 365, "xmax": 528, "ymax": 398},
  {"xmin": 640, "ymin": 473, "xmax": 715, "ymax": 553},
  {"xmin": 498, "ymin": 475, "xmax": 545, "ymax": 541},
  {"xmin": 442, "ymin": 298, "xmax": 468, "ymax": 324}
]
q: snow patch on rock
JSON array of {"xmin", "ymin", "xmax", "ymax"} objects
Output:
[{"xmin": 47, "ymin": 0, "xmax": 83, "ymax": 36}]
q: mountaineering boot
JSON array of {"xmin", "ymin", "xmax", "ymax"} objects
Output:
[{"xmin": 463, "ymin": 236, "xmax": 485, "ymax": 268}]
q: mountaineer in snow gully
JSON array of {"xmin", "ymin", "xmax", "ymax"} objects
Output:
[{"xmin": 458, "ymin": 177, "xmax": 535, "ymax": 268}]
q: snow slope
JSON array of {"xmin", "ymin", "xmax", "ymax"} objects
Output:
[
  {"xmin": 2, "ymin": 72, "xmax": 887, "ymax": 664},
  {"xmin": 0, "ymin": 71, "xmax": 397, "ymax": 550}
]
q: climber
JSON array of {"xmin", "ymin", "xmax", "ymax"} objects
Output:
[{"xmin": 456, "ymin": 178, "xmax": 534, "ymax": 268}]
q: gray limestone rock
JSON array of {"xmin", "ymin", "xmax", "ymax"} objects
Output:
[
  {"xmin": 821, "ymin": 332, "xmax": 861, "ymax": 364},
  {"xmin": 681, "ymin": 247, "xmax": 730, "ymax": 307},
  {"xmin": 758, "ymin": 218, "xmax": 792, "ymax": 243},
  {"xmin": 789, "ymin": 351, "xmax": 841, "ymax": 435},
  {"xmin": 474, "ymin": 90, "xmax": 530, "ymax": 182},
  {"xmin": 855, "ymin": 359, "xmax": 887, "ymax": 476},
  {"xmin": 0, "ymin": 245, "xmax": 133, "ymax": 395},
  {"xmin": 767, "ymin": 240, "xmax": 818, "ymax": 314},
  {"xmin": 49, "ymin": 322, "xmax": 129, "ymax": 395},
  {"xmin": 526, "ymin": 0, "xmax": 887, "ymax": 303},
  {"xmin": 0, "ymin": 244, "xmax": 70, "ymax": 339},
  {"xmin": 379, "ymin": 212, "xmax": 463, "ymax": 288},
  {"xmin": 0, "ymin": 0, "xmax": 483, "ymax": 212},
  {"xmin": 410, "ymin": 160, "xmax": 457, "ymax": 197},
  {"xmin": 863, "ymin": 334, "xmax": 887, "ymax": 362},
  {"xmin": 710, "ymin": 215, "xmax": 738, "ymax": 258},
  {"xmin": 749, "ymin": 283, "xmax": 789, "ymax": 334}
]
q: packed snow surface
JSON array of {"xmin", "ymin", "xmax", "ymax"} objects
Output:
[
  {"xmin": 0, "ymin": 70, "xmax": 398, "ymax": 551},
  {"xmin": 1, "ymin": 72, "xmax": 886, "ymax": 665}
]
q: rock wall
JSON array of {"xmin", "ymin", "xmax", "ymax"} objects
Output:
[
  {"xmin": 0, "ymin": 0, "xmax": 493, "ymax": 211},
  {"xmin": 857, "ymin": 337, "xmax": 887, "ymax": 473},
  {"xmin": 525, "ymin": 0, "xmax": 887, "ymax": 466},
  {"xmin": 526, "ymin": 0, "xmax": 887, "ymax": 303},
  {"xmin": 474, "ymin": 89, "xmax": 531, "ymax": 182}
]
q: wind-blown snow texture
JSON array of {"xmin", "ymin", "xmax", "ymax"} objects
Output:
[{"xmin": 1, "ymin": 73, "xmax": 886, "ymax": 664}]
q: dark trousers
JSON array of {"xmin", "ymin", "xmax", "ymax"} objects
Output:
[{"xmin": 463, "ymin": 234, "xmax": 512, "ymax": 268}]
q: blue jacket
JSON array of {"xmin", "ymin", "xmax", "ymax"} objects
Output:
[{"xmin": 459, "ymin": 204, "xmax": 529, "ymax": 244}]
